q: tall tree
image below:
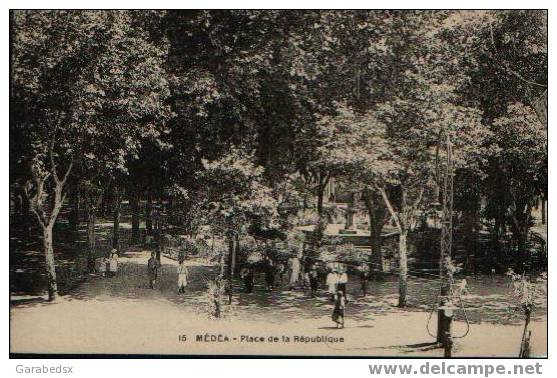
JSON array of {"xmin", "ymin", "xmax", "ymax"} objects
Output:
[{"xmin": 12, "ymin": 10, "xmax": 170, "ymax": 300}]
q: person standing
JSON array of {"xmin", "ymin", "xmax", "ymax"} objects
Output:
[
  {"xmin": 332, "ymin": 291, "xmax": 346, "ymax": 329},
  {"xmin": 147, "ymin": 251, "xmax": 160, "ymax": 289},
  {"xmin": 309, "ymin": 264, "xmax": 319, "ymax": 298},
  {"xmin": 265, "ymin": 257, "xmax": 275, "ymax": 291},
  {"xmin": 326, "ymin": 269, "xmax": 339, "ymax": 301},
  {"xmin": 338, "ymin": 266, "xmax": 348, "ymax": 299},
  {"xmin": 358, "ymin": 263, "xmax": 370, "ymax": 296},
  {"xmin": 240, "ymin": 265, "xmax": 254, "ymax": 293},
  {"xmin": 109, "ymin": 249, "xmax": 119, "ymax": 277},
  {"xmin": 288, "ymin": 253, "xmax": 300, "ymax": 290},
  {"xmin": 302, "ymin": 255, "xmax": 312, "ymax": 288},
  {"xmin": 98, "ymin": 255, "xmax": 108, "ymax": 277},
  {"xmin": 177, "ymin": 258, "xmax": 188, "ymax": 294},
  {"xmin": 276, "ymin": 262, "xmax": 285, "ymax": 285}
]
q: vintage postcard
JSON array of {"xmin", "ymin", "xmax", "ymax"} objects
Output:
[{"xmin": 9, "ymin": 9, "xmax": 547, "ymax": 357}]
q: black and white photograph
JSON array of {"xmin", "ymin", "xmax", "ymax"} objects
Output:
[{"xmin": 8, "ymin": 8, "xmax": 548, "ymax": 358}]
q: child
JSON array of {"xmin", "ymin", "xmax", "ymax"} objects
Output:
[
  {"xmin": 98, "ymin": 256, "xmax": 108, "ymax": 277},
  {"xmin": 177, "ymin": 259, "xmax": 188, "ymax": 294},
  {"xmin": 109, "ymin": 250, "xmax": 119, "ymax": 277},
  {"xmin": 332, "ymin": 291, "xmax": 346, "ymax": 329}
]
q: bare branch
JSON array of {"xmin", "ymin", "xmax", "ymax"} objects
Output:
[
  {"xmin": 30, "ymin": 207, "xmax": 46, "ymax": 229},
  {"xmin": 23, "ymin": 179, "xmax": 47, "ymax": 228},
  {"xmin": 60, "ymin": 156, "xmax": 74, "ymax": 187},
  {"xmin": 503, "ymin": 65, "xmax": 547, "ymax": 88},
  {"xmin": 488, "ymin": 21, "xmax": 547, "ymax": 89},
  {"xmin": 49, "ymin": 124, "xmax": 60, "ymax": 184},
  {"xmin": 376, "ymin": 185, "xmax": 403, "ymax": 232},
  {"xmin": 412, "ymin": 187, "xmax": 425, "ymax": 210}
]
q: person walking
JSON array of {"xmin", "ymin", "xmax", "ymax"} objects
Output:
[
  {"xmin": 109, "ymin": 249, "xmax": 119, "ymax": 278},
  {"xmin": 147, "ymin": 251, "xmax": 160, "ymax": 289},
  {"xmin": 332, "ymin": 290, "xmax": 346, "ymax": 329},
  {"xmin": 177, "ymin": 258, "xmax": 188, "ymax": 294}
]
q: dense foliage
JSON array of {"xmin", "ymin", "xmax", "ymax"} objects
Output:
[{"xmin": 10, "ymin": 10, "xmax": 547, "ymax": 303}]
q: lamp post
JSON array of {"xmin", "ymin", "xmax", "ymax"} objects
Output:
[{"xmin": 437, "ymin": 132, "xmax": 455, "ymax": 357}]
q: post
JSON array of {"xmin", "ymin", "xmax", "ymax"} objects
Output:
[
  {"xmin": 437, "ymin": 133, "xmax": 455, "ymax": 354},
  {"xmin": 228, "ymin": 232, "xmax": 237, "ymax": 305},
  {"xmin": 112, "ymin": 187, "xmax": 121, "ymax": 250},
  {"xmin": 443, "ymin": 312, "xmax": 453, "ymax": 358},
  {"xmin": 519, "ymin": 308, "xmax": 532, "ymax": 358}
]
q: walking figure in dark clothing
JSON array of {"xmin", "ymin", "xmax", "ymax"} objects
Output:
[
  {"xmin": 264, "ymin": 257, "xmax": 275, "ymax": 291},
  {"xmin": 147, "ymin": 251, "xmax": 160, "ymax": 289},
  {"xmin": 359, "ymin": 263, "xmax": 370, "ymax": 296},
  {"xmin": 309, "ymin": 265, "xmax": 319, "ymax": 298},
  {"xmin": 240, "ymin": 266, "xmax": 254, "ymax": 293},
  {"xmin": 332, "ymin": 290, "xmax": 346, "ymax": 329}
]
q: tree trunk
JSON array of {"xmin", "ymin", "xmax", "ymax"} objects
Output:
[
  {"xmin": 167, "ymin": 196, "xmax": 174, "ymax": 225},
  {"xmin": 370, "ymin": 227, "xmax": 383, "ymax": 278},
  {"xmin": 131, "ymin": 191, "xmax": 140, "ymax": 244},
  {"xmin": 87, "ymin": 207, "xmax": 96, "ymax": 262},
  {"xmin": 317, "ymin": 189, "xmax": 324, "ymax": 216},
  {"xmin": 492, "ymin": 216, "xmax": 503, "ymax": 270},
  {"xmin": 146, "ymin": 194, "xmax": 153, "ymax": 236},
  {"xmin": 112, "ymin": 188, "xmax": 121, "ymax": 250},
  {"xmin": 516, "ymin": 229, "xmax": 529, "ymax": 272},
  {"xmin": 398, "ymin": 231, "xmax": 408, "ymax": 307},
  {"xmin": 541, "ymin": 198, "xmax": 546, "ymax": 225},
  {"xmin": 363, "ymin": 191, "xmax": 386, "ymax": 280},
  {"xmin": 68, "ymin": 181, "xmax": 80, "ymax": 232},
  {"xmin": 316, "ymin": 171, "xmax": 330, "ymax": 217},
  {"xmin": 43, "ymin": 224, "xmax": 58, "ymax": 301},
  {"xmin": 100, "ymin": 188, "xmax": 110, "ymax": 217},
  {"xmin": 228, "ymin": 235, "xmax": 236, "ymax": 304},
  {"xmin": 519, "ymin": 309, "xmax": 532, "ymax": 358}
]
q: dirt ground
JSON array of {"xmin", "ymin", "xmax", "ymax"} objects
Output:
[{"xmin": 10, "ymin": 249, "xmax": 547, "ymax": 357}]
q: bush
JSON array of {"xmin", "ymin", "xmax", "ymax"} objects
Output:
[{"xmin": 203, "ymin": 277, "xmax": 228, "ymax": 319}]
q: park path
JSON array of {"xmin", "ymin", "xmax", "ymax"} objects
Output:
[{"xmin": 10, "ymin": 249, "xmax": 547, "ymax": 357}]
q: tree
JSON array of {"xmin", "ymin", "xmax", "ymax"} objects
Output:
[
  {"xmin": 439, "ymin": 10, "xmax": 547, "ymax": 268},
  {"xmin": 488, "ymin": 104, "xmax": 546, "ymax": 268},
  {"xmin": 192, "ymin": 148, "xmax": 279, "ymax": 304},
  {"xmin": 12, "ymin": 10, "xmax": 170, "ymax": 300},
  {"xmin": 313, "ymin": 105, "xmax": 391, "ymax": 273}
]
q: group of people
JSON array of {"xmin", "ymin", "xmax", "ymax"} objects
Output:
[
  {"xmin": 146, "ymin": 251, "xmax": 189, "ymax": 294},
  {"xmin": 98, "ymin": 249, "xmax": 119, "ymax": 277},
  {"xmin": 143, "ymin": 247, "xmax": 374, "ymax": 329},
  {"xmin": 325, "ymin": 267, "xmax": 349, "ymax": 300},
  {"xmin": 236, "ymin": 254, "xmax": 353, "ymax": 329}
]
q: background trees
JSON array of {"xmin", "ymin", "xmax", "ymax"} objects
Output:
[
  {"xmin": 11, "ymin": 10, "xmax": 170, "ymax": 300},
  {"xmin": 10, "ymin": 10, "xmax": 547, "ymax": 302}
]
